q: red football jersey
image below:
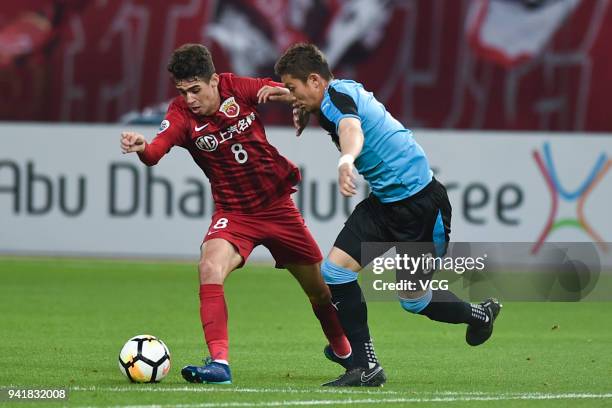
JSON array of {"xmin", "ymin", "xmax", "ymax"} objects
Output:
[{"xmin": 138, "ymin": 73, "xmax": 300, "ymax": 213}]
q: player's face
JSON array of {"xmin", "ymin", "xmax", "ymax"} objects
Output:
[
  {"xmin": 175, "ymin": 74, "xmax": 220, "ymax": 116},
  {"xmin": 281, "ymin": 74, "xmax": 326, "ymax": 113}
]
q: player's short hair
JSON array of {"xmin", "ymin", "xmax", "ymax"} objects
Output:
[
  {"xmin": 167, "ymin": 43, "xmax": 215, "ymax": 83},
  {"xmin": 275, "ymin": 43, "xmax": 333, "ymax": 82}
]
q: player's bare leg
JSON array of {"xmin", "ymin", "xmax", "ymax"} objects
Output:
[
  {"xmin": 182, "ymin": 238, "xmax": 242, "ymax": 384},
  {"xmin": 198, "ymin": 238, "xmax": 243, "ymax": 285},
  {"xmin": 286, "ymin": 263, "xmax": 352, "ymax": 364}
]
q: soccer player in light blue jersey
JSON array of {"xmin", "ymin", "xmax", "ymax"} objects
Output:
[{"xmin": 275, "ymin": 43, "xmax": 502, "ymax": 387}]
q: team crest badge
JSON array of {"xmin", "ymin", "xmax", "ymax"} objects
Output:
[
  {"xmin": 219, "ymin": 97, "xmax": 240, "ymax": 118},
  {"xmin": 195, "ymin": 134, "xmax": 219, "ymax": 152}
]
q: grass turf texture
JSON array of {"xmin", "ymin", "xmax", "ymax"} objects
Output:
[{"xmin": 0, "ymin": 257, "xmax": 611, "ymax": 407}]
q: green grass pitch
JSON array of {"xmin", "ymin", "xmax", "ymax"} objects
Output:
[{"xmin": 1, "ymin": 257, "xmax": 611, "ymax": 407}]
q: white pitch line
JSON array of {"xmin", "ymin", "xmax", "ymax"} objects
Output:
[
  {"xmin": 68, "ymin": 392, "xmax": 612, "ymax": 408},
  {"xmin": 70, "ymin": 386, "xmax": 410, "ymax": 396},
  {"xmin": 70, "ymin": 386, "xmax": 508, "ymax": 397}
]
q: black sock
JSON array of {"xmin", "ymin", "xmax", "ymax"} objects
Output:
[
  {"xmin": 329, "ymin": 281, "xmax": 378, "ymax": 369},
  {"xmin": 418, "ymin": 290, "xmax": 489, "ymax": 327}
]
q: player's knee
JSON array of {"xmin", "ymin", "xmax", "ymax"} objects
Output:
[
  {"xmin": 321, "ymin": 259, "xmax": 358, "ymax": 285},
  {"xmin": 198, "ymin": 259, "xmax": 225, "ymax": 284},
  {"xmin": 308, "ymin": 284, "xmax": 332, "ymax": 305},
  {"xmin": 399, "ymin": 288, "xmax": 432, "ymax": 314}
]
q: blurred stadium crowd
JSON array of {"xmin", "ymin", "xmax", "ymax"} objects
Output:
[{"xmin": 1, "ymin": 0, "xmax": 611, "ymax": 130}]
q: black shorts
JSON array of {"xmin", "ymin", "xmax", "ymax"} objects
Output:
[{"xmin": 334, "ymin": 177, "xmax": 452, "ymax": 267}]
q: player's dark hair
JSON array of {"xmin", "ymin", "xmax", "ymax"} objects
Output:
[
  {"xmin": 275, "ymin": 43, "xmax": 333, "ymax": 82},
  {"xmin": 167, "ymin": 43, "xmax": 215, "ymax": 82}
]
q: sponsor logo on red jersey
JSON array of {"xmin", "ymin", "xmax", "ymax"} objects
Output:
[
  {"xmin": 193, "ymin": 112, "xmax": 256, "ymax": 152},
  {"xmin": 195, "ymin": 134, "xmax": 219, "ymax": 152}
]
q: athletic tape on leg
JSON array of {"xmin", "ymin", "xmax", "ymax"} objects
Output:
[
  {"xmin": 399, "ymin": 288, "xmax": 433, "ymax": 313},
  {"xmin": 321, "ymin": 259, "xmax": 359, "ymax": 284}
]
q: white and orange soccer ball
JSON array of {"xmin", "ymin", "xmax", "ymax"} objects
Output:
[{"xmin": 118, "ymin": 335, "xmax": 171, "ymax": 383}]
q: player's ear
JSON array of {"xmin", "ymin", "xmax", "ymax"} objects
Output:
[
  {"xmin": 208, "ymin": 73, "xmax": 219, "ymax": 87},
  {"xmin": 308, "ymin": 73, "xmax": 321, "ymax": 89}
]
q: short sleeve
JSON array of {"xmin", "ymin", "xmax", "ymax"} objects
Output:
[{"xmin": 320, "ymin": 86, "xmax": 361, "ymax": 132}]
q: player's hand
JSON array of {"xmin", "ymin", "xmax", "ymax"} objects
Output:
[
  {"xmin": 120, "ymin": 131, "xmax": 146, "ymax": 154},
  {"xmin": 292, "ymin": 106, "xmax": 310, "ymax": 137},
  {"xmin": 338, "ymin": 162, "xmax": 358, "ymax": 197},
  {"xmin": 257, "ymin": 86, "xmax": 293, "ymax": 104}
]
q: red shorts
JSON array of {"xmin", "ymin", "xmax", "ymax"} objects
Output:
[{"xmin": 202, "ymin": 195, "xmax": 323, "ymax": 268}]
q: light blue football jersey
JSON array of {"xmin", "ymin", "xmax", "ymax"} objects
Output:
[{"xmin": 318, "ymin": 79, "xmax": 432, "ymax": 202}]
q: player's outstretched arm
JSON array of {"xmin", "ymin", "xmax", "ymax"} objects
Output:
[
  {"xmin": 120, "ymin": 131, "xmax": 146, "ymax": 154},
  {"xmin": 337, "ymin": 117, "xmax": 364, "ymax": 197},
  {"xmin": 256, "ymin": 85, "xmax": 295, "ymax": 104}
]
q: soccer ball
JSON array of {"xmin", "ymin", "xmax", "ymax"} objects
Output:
[{"xmin": 118, "ymin": 335, "xmax": 171, "ymax": 383}]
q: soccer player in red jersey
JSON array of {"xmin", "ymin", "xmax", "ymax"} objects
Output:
[{"xmin": 120, "ymin": 44, "xmax": 350, "ymax": 384}]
